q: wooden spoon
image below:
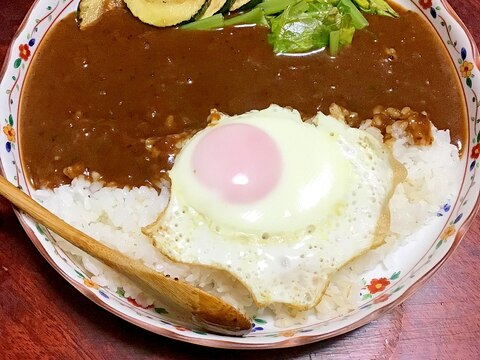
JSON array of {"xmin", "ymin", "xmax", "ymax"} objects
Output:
[{"xmin": 0, "ymin": 176, "xmax": 251, "ymax": 335}]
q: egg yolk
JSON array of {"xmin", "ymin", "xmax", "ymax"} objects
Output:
[{"xmin": 191, "ymin": 123, "xmax": 283, "ymax": 204}]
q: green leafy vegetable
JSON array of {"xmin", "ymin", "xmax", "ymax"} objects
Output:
[
  {"xmin": 338, "ymin": 0, "xmax": 369, "ymax": 29},
  {"xmin": 180, "ymin": 0, "xmax": 398, "ymax": 55},
  {"xmin": 268, "ymin": 0, "xmax": 357, "ymax": 54},
  {"xmin": 329, "ymin": 26, "xmax": 355, "ymax": 55},
  {"xmin": 351, "ymin": 0, "xmax": 398, "ymax": 17},
  {"xmin": 329, "ymin": 29, "xmax": 341, "ymax": 55}
]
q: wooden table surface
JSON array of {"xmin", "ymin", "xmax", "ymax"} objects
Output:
[{"xmin": 0, "ymin": 0, "xmax": 479, "ymax": 358}]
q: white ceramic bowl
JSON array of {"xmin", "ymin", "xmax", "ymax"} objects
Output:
[{"xmin": 0, "ymin": 0, "xmax": 479, "ymax": 349}]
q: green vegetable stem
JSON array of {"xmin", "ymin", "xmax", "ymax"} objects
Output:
[
  {"xmin": 224, "ymin": 7, "xmax": 269, "ymax": 27},
  {"xmin": 181, "ymin": 13, "xmax": 225, "ymax": 30},
  {"xmin": 351, "ymin": 0, "xmax": 399, "ymax": 17},
  {"xmin": 181, "ymin": 0, "xmax": 399, "ymax": 55}
]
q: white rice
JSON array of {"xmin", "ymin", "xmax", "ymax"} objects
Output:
[{"xmin": 34, "ymin": 124, "xmax": 461, "ymax": 326}]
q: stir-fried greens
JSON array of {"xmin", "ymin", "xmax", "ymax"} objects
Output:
[
  {"xmin": 183, "ymin": 0, "xmax": 398, "ymax": 55},
  {"xmin": 268, "ymin": 0, "xmax": 360, "ymax": 54}
]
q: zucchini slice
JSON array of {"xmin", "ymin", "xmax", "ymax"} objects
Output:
[
  {"xmin": 218, "ymin": 0, "xmax": 235, "ymax": 14},
  {"xmin": 124, "ymin": 0, "xmax": 208, "ymax": 27},
  {"xmin": 197, "ymin": 0, "xmax": 229, "ymax": 19},
  {"xmin": 229, "ymin": 0, "xmax": 259, "ymax": 12},
  {"xmin": 77, "ymin": 0, "xmax": 125, "ymax": 30}
]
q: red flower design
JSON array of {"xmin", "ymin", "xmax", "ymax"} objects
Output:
[
  {"xmin": 19, "ymin": 44, "xmax": 31, "ymax": 61},
  {"xmin": 127, "ymin": 297, "xmax": 154, "ymax": 309},
  {"xmin": 459, "ymin": 61, "xmax": 474, "ymax": 78},
  {"xmin": 471, "ymin": 143, "xmax": 480, "ymax": 159},
  {"xmin": 373, "ymin": 293, "xmax": 390, "ymax": 304},
  {"xmin": 419, "ymin": 0, "xmax": 432, "ymax": 9},
  {"xmin": 3, "ymin": 125, "xmax": 15, "ymax": 142},
  {"xmin": 367, "ymin": 277, "xmax": 390, "ymax": 294}
]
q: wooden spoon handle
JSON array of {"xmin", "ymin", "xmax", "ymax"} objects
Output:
[{"xmin": 0, "ymin": 176, "xmax": 251, "ymax": 334}]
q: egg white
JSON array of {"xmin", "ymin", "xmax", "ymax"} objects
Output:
[{"xmin": 144, "ymin": 105, "xmax": 403, "ymax": 310}]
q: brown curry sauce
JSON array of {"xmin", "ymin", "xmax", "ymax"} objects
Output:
[{"xmin": 20, "ymin": 5, "xmax": 467, "ymax": 189}]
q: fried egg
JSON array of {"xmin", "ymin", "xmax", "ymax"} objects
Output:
[{"xmin": 144, "ymin": 105, "xmax": 404, "ymax": 310}]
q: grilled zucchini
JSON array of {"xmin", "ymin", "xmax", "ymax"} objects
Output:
[
  {"xmin": 197, "ymin": 0, "xmax": 229, "ymax": 20},
  {"xmin": 230, "ymin": 0, "xmax": 260, "ymax": 11},
  {"xmin": 77, "ymin": 0, "xmax": 126, "ymax": 29},
  {"xmin": 124, "ymin": 0, "xmax": 208, "ymax": 27}
]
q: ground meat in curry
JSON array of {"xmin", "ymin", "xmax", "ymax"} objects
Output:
[{"xmin": 19, "ymin": 4, "xmax": 467, "ymax": 189}]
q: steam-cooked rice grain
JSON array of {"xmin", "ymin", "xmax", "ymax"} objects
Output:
[{"xmin": 34, "ymin": 125, "xmax": 460, "ymax": 325}]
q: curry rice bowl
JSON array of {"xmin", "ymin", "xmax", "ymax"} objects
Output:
[{"xmin": 33, "ymin": 111, "xmax": 461, "ymax": 327}]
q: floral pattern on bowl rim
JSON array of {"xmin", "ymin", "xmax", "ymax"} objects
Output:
[{"xmin": 0, "ymin": 0, "xmax": 479, "ymax": 349}]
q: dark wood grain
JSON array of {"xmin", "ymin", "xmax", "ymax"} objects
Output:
[{"xmin": 0, "ymin": 0, "xmax": 479, "ymax": 358}]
